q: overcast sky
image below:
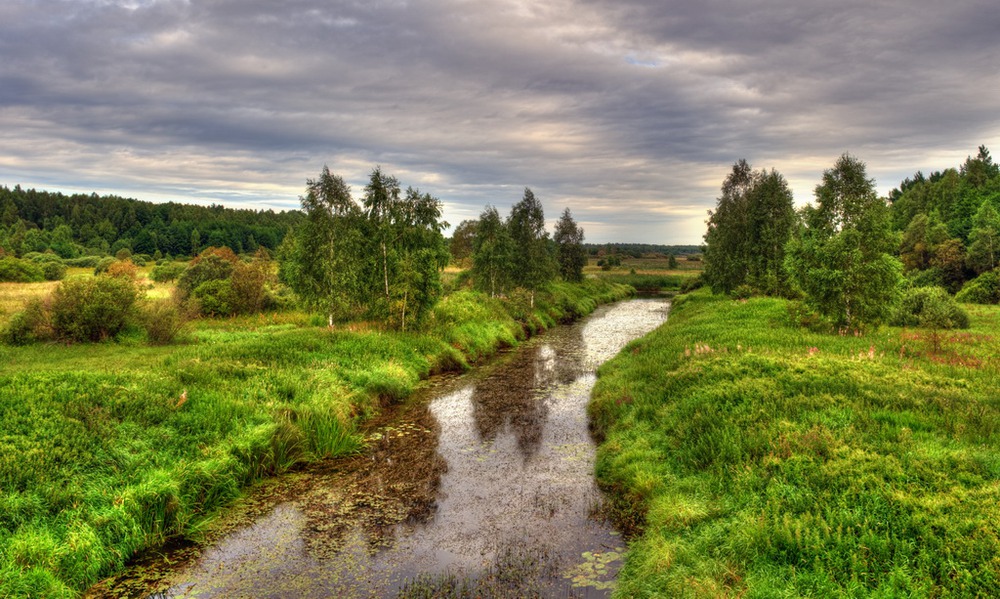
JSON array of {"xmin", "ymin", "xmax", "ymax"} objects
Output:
[{"xmin": 1, "ymin": 0, "xmax": 997, "ymax": 243}]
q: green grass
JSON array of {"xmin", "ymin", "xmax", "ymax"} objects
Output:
[
  {"xmin": 590, "ymin": 289, "xmax": 1000, "ymax": 597},
  {"xmin": 0, "ymin": 280, "xmax": 632, "ymax": 598}
]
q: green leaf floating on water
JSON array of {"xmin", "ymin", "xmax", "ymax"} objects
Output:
[{"xmin": 563, "ymin": 548, "xmax": 625, "ymax": 590}]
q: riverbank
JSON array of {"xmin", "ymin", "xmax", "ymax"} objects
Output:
[
  {"xmin": 0, "ymin": 279, "xmax": 631, "ymax": 598},
  {"xmin": 590, "ymin": 289, "xmax": 1000, "ymax": 596}
]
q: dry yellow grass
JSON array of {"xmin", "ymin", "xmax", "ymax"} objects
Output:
[
  {"xmin": 0, "ymin": 266, "xmax": 177, "ymax": 325},
  {"xmin": 0, "ymin": 281, "xmax": 59, "ymax": 323}
]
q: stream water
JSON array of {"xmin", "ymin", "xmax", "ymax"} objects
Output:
[{"xmin": 94, "ymin": 298, "xmax": 669, "ymax": 598}]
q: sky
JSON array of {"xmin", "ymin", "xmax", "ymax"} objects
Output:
[{"xmin": 1, "ymin": 0, "xmax": 998, "ymax": 244}]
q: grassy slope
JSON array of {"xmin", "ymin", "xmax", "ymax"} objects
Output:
[
  {"xmin": 0, "ymin": 279, "xmax": 631, "ymax": 598},
  {"xmin": 590, "ymin": 289, "xmax": 1000, "ymax": 598}
]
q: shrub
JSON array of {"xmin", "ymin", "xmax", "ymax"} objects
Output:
[
  {"xmin": 731, "ymin": 284, "xmax": 754, "ymax": 300},
  {"xmin": 139, "ymin": 300, "xmax": 186, "ymax": 344},
  {"xmin": 105, "ymin": 260, "xmax": 139, "ymax": 280},
  {"xmin": 150, "ymin": 262, "xmax": 185, "ymax": 283},
  {"xmin": 0, "ymin": 257, "xmax": 44, "ymax": 283},
  {"xmin": 176, "ymin": 248, "xmax": 238, "ymax": 299},
  {"xmin": 64, "ymin": 256, "xmax": 101, "ymax": 268},
  {"xmin": 229, "ymin": 249, "xmax": 273, "ymax": 314},
  {"xmin": 192, "ymin": 279, "xmax": 234, "ymax": 316},
  {"xmin": 41, "ymin": 261, "xmax": 66, "ymax": 281},
  {"xmin": 50, "ymin": 276, "xmax": 142, "ymax": 342},
  {"xmin": 955, "ymin": 270, "xmax": 1000, "ymax": 304},
  {"xmin": 93, "ymin": 257, "xmax": 116, "ymax": 275},
  {"xmin": 25, "ymin": 252, "xmax": 62, "ymax": 265},
  {"xmin": 1, "ymin": 299, "xmax": 49, "ymax": 345},
  {"xmin": 891, "ymin": 286, "xmax": 970, "ymax": 329},
  {"xmin": 679, "ymin": 275, "xmax": 704, "ymax": 293}
]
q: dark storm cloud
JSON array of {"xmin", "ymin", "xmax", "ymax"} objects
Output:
[{"xmin": 1, "ymin": 0, "xmax": 997, "ymax": 242}]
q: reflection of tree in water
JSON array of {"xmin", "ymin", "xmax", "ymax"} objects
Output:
[{"xmin": 470, "ymin": 325, "xmax": 585, "ymax": 460}]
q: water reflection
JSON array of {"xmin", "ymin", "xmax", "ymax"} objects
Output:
[{"xmin": 104, "ymin": 299, "xmax": 669, "ymax": 599}]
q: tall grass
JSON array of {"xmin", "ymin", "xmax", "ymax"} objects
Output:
[
  {"xmin": 591, "ymin": 289, "xmax": 1000, "ymax": 597},
  {"xmin": 0, "ymin": 279, "xmax": 631, "ymax": 598}
]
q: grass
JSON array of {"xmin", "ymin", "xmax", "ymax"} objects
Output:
[
  {"xmin": 590, "ymin": 289, "xmax": 1000, "ymax": 597},
  {"xmin": 0, "ymin": 279, "xmax": 631, "ymax": 598}
]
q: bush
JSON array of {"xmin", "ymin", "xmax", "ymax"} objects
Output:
[
  {"xmin": 105, "ymin": 260, "xmax": 139, "ymax": 280},
  {"xmin": 41, "ymin": 261, "xmax": 66, "ymax": 281},
  {"xmin": 150, "ymin": 262, "xmax": 185, "ymax": 283},
  {"xmin": 1, "ymin": 299, "xmax": 49, "ymax": 345},
  {"xmin": 956, "ymin": 270, "xmax": 1000, "ymax": 304},
  {"xmin": 192, "ymin": 279, "xmax": 234, "ymax": 316},
  {"xmin": 139, "ymin": 300, "xmax": 186, "ymax": 344},
  {"xmin": 731, "ymin": 284, "xmax": 754, "ymax": 300},
  {"xmin": 64, "ymin": 256, "xmax": 101, "ymax": 268},
  {"xmin": 0, "ymin": 257, "xmax": 44, "ymax": 283},
  {"xmin": 679, "ymin": 275, "xmax": 704, "ymax": 293},
  {"xmin": 891, "ymin": 286, "xmax": 970, "ymax": 329},
  {"xmin": 50, "ymin": 276, "xmax": 142, "ymax": 342},
  {"xmin": 25, "ymin": 252, "xmax": 62, "ymax": 265},
  {"xmin": 176, "ymin": 248, "xmax": 238, "ymax": 299},
  {"xmin": 93, "ymin": 257, "xmax": 116, "ymax": 275}
]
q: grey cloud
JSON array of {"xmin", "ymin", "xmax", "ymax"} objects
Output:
[{"xmin": 0, "ymin": 0, "xmax": 997, "ymax": 243}]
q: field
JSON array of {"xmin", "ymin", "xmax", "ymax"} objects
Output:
[
  {"xmin": 0, "ymin": 276, "xmax": 632, "ymax": 598},
  {"xmin": 590, "ymin": 289, "xmax": 1000, "ymax": 597}
]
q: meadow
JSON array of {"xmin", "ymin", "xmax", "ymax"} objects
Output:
[
  {"xmin": 590, "ymin": 289, "xmax": 1000, "ymax": 597},
  {"xmin": 0, "ymin": 275, "xmax": 632, "ymax": 598}
]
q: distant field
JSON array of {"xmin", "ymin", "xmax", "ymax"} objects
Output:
[{"xmin": 0, "ymin": 265, "xmax": 175, "ymax": 326}]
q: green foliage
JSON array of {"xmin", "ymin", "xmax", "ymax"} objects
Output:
[
  {"xmin": 0, "ymin": 279, "xmax": 626, "ymax": 596},
  {"xmin": 149, "ymin": 261, "xmax": 186, "ymax": 283},
  {"xmin": 891, "ymin": 286, "xmax": 969, "ymax": 329},
  {"xmin": 176, "ymin": 247, "xmax": 238, "ymax": 299},
  {"xmin": 554, "ymin": 208, "xmax": 586, "ymax": 283},
  {"xmin": 507, "ymin": 188, "xmax": 556, "ymax": 304},
  {"xmin": 955, "ymin": 269, "xmax": 1000, "ymax": 304},
  {"xmin": 63, "ymin": 256, "xmax": 101, "ymax": 268},
  {"xmin": 966, "ymin": 201, "xmax": 1000, "ymax": 274},
  {"xmin": 192, "ymin": 279, "xmax": 235, "ymax": 316},
  {"xmin": 786, "ymin": 154, "xmax": 903, "ymax": 329},
  {"xmin": 49, "ymin": 275, "xmax": 142, "ymax": 342},
  {"xmin": 139, "ymin": 300, "xmax": 187, "ymax": 345},
  {"xmin": 2, "ymin": 299, "xmax": 49, "ymax": 345},
  {"xmin": 41, "ymin": 261, "xmax": 65, "ymax": 281},
  {"xmin": 281, "ymin": 166, "xmax": 448, "ymax": 330},
  {"xmin": 0, "ymin": 184, "xmax": 300, "ymax": 259},
  {"xmin": 591, "ymin": 290, "xmax": 1000, "ymax": 597},
  {"xmin": 0, "ymin": 256, "xmax": 44, "ymax": 282},
  {"xmin": 449, "ymin": 219, "xmax": 477, "ymax": 266},
  {"xmin": 92, "ymin": 256, "xmax": 115, "ymax": 275},
  {"xmin": 704, "ymin": 161, "xmax": 796, "ymax": 295}
]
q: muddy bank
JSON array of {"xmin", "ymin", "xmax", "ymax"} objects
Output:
[{"xmin": 88, "ymin": 299, "xmax": 669, "ymax": 598}]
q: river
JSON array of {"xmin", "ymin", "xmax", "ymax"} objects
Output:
[{"xmin": 92, "ymin": 298, "xmax": 669, "ymax": 598}]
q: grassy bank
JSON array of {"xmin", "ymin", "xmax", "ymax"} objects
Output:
[
  {"xmin": 590, "ymin": 289, "xmax": 1000, "ymax": 597},
  {"xmin": 0, "ymin": 279, "xmax": 631, "ymax": 598}
]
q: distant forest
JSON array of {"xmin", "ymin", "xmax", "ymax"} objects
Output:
[
  {"xmin": 584, "ymin": 243, "xmax": 701, "ymax": 257},
  {"xmin": 0, "ymin": 186, "xmax": 303, "ymax": 259}
]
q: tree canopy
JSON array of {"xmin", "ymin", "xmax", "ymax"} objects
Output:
[{"xmin": 786, "ymin": 154, "xmax": 902, "ymax": 328}]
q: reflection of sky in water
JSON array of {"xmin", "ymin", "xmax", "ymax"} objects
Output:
[
  {"xmin": 153, "ymin": 299, "xmax": 670, "ymax": 598},
  {"xmin": 581, "ymin": 299, "xmax": 671, "ymax": 369}
]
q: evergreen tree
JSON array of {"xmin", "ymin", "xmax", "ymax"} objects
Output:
[{"xmin": 554, "ymin": 208, "xmax": 586, "ymax": 283}]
